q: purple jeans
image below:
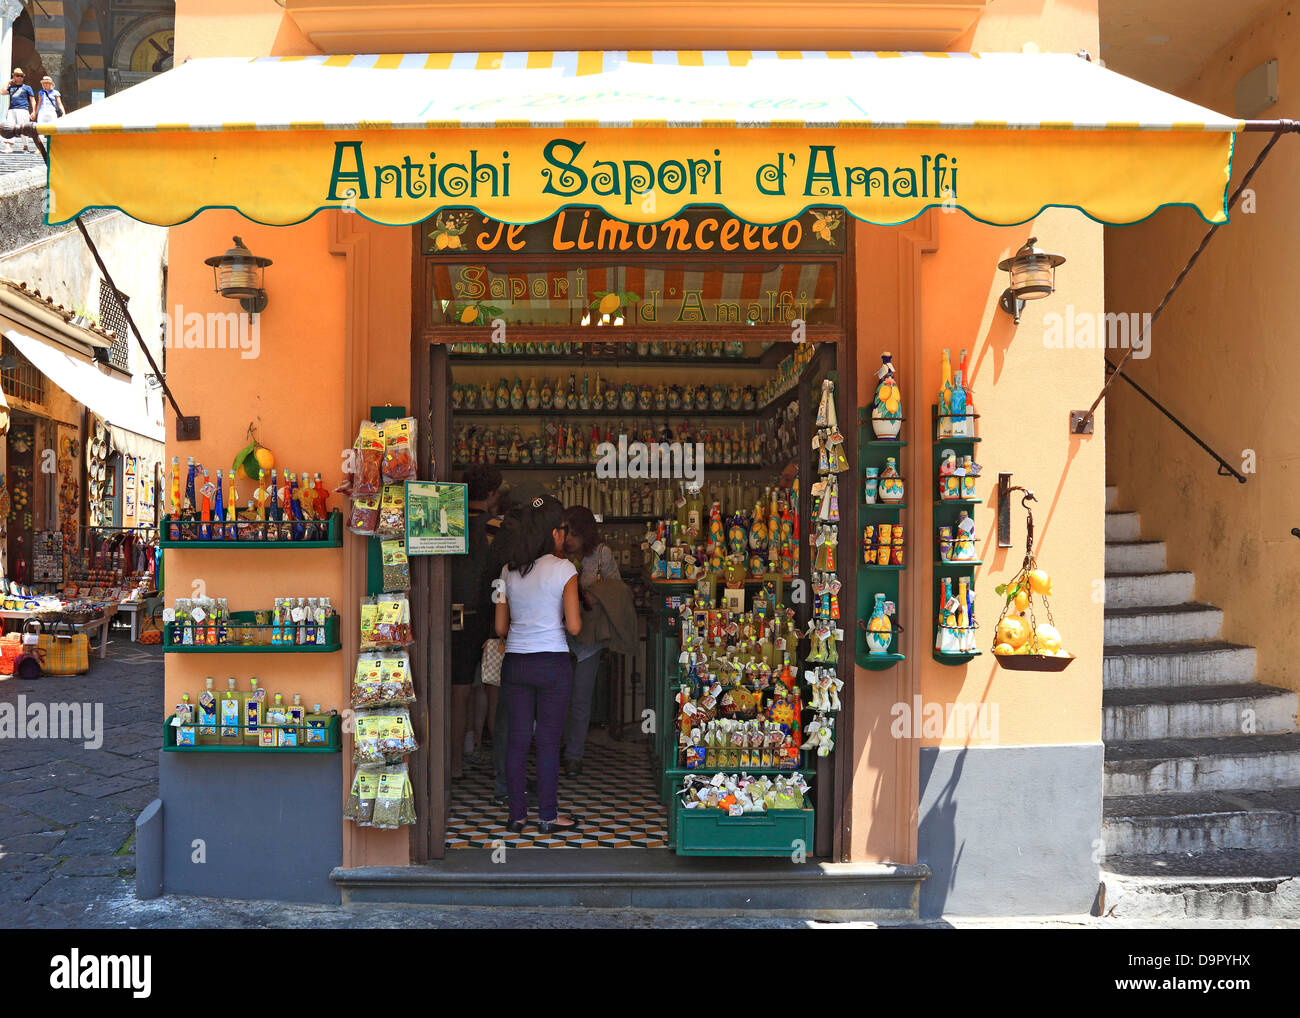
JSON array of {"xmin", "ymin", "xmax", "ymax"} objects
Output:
[{"xmin": 501, "ymin": 651, "xmax": 572, "ymax": 824}]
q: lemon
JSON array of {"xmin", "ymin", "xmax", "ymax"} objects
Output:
[
  {"xmin": 598, "ymin": 293, "xmax": 621, "ymax": 316},
  {"xmin": 993, "ymin": 642, "xmax": 1015, "ymax": 655},
  {"xmin": 1013, "ymin": 589, "xmax": 1029, "ymax": 612},
  {"xmin": 254, "ymin": 447, "xmax": 274, "ymax": 472},
  {"xmin": 460, "ymin": 305, "xmax": 480, "ymax": 324},
  {"xmin": 1027, "ymin": 569, "xmax": 1053, "ymax": 597},
  {"xmin": 1033, "ymin": 623, "xmax": 1062, "ymax": 652},
  {"xmin": 995, "ymin": 614, "xmax": 1030, "ymax": 649}
]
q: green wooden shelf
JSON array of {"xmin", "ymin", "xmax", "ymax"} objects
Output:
[
  {"xmin": 861, "ymin": 651, "xmax": 906, "ymax": 671},
  {"xmin": 934, "ymin": 498, "xmax": 982, "ymax": 506},
  {"xmin": 933, "ymin": 436, "xmax": 981, "ymax": 444},
  {"xmin": 935, "ymin": 559, "xmax": 983, "ymax": 569},
  {"xmin": 164, "ymin": 614, "xmax": 341, "ymax": 654},
  {"xmin": 862, "ymin": 501, "xmax": 907, "ymax": 510},
  {"xmin": 162, "ymin": 714, "xmax": 342, "ymax": 753},
  {"xmin": 933, "ymin": 650, "xmax": 982, "ymax": 665},
  {"xmin": 161, "ymin": 511, "xmax": 343, "ymax": 548},
  {"xmin": 863, "ymin": 564, "xmax": 905, "ymax": 571},
  {"xmin": 862, "ymin": 439, "xmax": 907, "ymax": 448}
]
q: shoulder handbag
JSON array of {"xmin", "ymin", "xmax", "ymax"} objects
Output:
[{"xmin": 480, "ymin": 637, "xmax": 505, "ymax": 687}]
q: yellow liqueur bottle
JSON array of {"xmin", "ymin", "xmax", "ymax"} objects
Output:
[
  {"xmin": 218, "ymin": 678, "xmax": 245, "ymax": 743},
  {"xmin": 197, "ymin": 676, "xmax": 219, "ymax": 746},
  {"xmin": 244, "ymin": 677, "xmax": 266, "ymax": 746}
]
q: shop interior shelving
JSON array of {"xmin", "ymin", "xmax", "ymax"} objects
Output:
[{"xmin": 932, "ymin": 404, "xmax": 982, "ymax": 665}]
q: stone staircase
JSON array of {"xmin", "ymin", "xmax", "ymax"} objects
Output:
[{"xmin": 1101, "ymin": 486, "xmax": 1300, "ymax": 919}]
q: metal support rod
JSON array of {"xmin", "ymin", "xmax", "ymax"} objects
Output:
[
  {"xmin": 29, "ymin": 131, "xmax": 195, "ymax": 436},
  {"xmin": 1077, "ymin": 124, "xmax": 1293, "ymax": 428},
  {"xmin": 1103, "ymin": 357, "xmax": 1247, "ymax": 483}
]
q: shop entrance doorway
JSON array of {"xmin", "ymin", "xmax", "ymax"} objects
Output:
[{"xmin": 411, "ymin": 207, "xmax": 857, "ymax": 861}]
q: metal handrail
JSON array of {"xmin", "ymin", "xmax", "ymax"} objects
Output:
[{"xmin": 1103, "ymin": 358, "xmax": 1246, "ymax": 483}]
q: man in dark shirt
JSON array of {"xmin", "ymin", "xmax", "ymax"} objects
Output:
[
  {"xmin": 450, "ymin": 463, "xmax": 502, "ymax": 779},
  {"xmin": 4, "ymin": 68, "xmax": 35, "ymax": 154}
]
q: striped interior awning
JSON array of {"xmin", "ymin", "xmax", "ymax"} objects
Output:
[{"xmin": 42, "ymin": 50, "xmax": 1242, "ymax": 227}]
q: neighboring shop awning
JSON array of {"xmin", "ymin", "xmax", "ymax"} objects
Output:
[
  {"xmin": 5, "ymin": 330, "xmax": 165, "ymax": 457},
  {"xmin": 40, "ymin": 50, "xmax": 1242, "ymax": 227}
]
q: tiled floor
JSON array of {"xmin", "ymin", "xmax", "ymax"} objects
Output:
[{"xmin": 446, "ymin": 728, "xmax": 668, "ymax": 849}]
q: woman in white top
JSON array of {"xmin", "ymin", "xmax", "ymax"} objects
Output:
[
  {"xmin": 494, "ymin": 494, "xmax": 582, "ymax": 833},
  {"xmin": 34, "ymin": 76, "xmax": 64, "ymax": 124}
]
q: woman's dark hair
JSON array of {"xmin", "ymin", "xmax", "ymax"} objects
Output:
[
  {"xmin": 563, "ymin": 505, "xmax": 600, "ymax": 559},
  {"xmin": 496, "ymin": 494, "xmax": 565, "ymax": 577}
]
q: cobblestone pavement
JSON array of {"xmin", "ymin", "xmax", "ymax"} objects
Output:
[
  {"xmin": 0, "ymin": 637, "xmax": 159, "ymax": 920},
  {"xmin": 3, "ymin": 639, "xmax": 1298, "ymax": 929}
]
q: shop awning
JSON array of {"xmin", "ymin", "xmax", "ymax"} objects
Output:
[
  {"xmin": 5, "ymin": 330, "xmax": 165, "ymax": 458},
  {"xmin": 41, "ymin": 50, "xmax": 1242, "ymax": 227}
]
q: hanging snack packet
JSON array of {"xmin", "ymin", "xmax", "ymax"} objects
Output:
[
  {"xmin": 371, "ymin": 765, "xmax": 417, "ymax": 829},
  {"xmin": 352, "ymin": 420, "xmax": 385, "ymax": 496},
  {"xmin": 374, "ymin": 593, "xmax": 414, "ymax": 646},
  {"xmin": 378, "ymin": 653, "xmax": 415, "ymax": 704},
  {"xmin": 344, "ymin": 764, "xmax": 383, "ymax": 826},
  {"xmin": 400, "ymin": 771, "xmax": 417, "ymax": 826},
  {"xmin": 375, "ymin": 708, "xmax": 418, "ymax": 759},
  {"xmin": 347, "ymin": 493, "xmax": 380, "ymax": 535},
  {"xmin": 351, "ymin": 653, "xmax": 387, "ymax": 709},
  {"xmin": 381, "ymin": 417, "xmax": 418, "ymax": 483},
  {"xmin": 358, "ymin": 598, "xmax": 381, "ymax": 650},
  {"xmin": 381, "ymin": 540, "xmax": 411, "ymax": 593},
  {"xmin": 352, "ymin": 711, "xmax": 385, "ymax": 764},
  {"xmin": 376, "ymin": 483, "xmax": 406, "ymax": 537}
]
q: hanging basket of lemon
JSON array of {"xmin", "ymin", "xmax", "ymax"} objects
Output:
[{"xmin": 991, "ymin": 487, "xmax": 1074, "ymax": 671}]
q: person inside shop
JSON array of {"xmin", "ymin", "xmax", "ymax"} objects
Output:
[
  {"xmin": 494, "ymin": 493, "xmax": 582, "ymax": 834},
  {"xmin": 449, "ymin": 463, "xmax": 502, "ymax": 781},
  {"xmin": 488, "ymin": 479, "xmax": 545, "ymax": 806},
  {"xmin": 4, "ymin": 68, "xmax": 34, "ymax": 154},
  {"xmin": 560, "ymin": 505, "xmax": 621, "ymax": 777},
  {"xmin": 34, "ymin": 75, "xmax": 64, "ymax": 124}
]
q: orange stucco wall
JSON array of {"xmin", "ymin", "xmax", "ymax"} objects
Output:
[
  {"xmin": 1105, "ymin": 0, "xmax": 1299, "ymax": 694},
  {"xmin": 171, "ymin": 0, "xmax": 1105, "ymax": 869}
]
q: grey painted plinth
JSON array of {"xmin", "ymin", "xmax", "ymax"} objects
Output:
[
  {"xmin": 333, "ymin": 850, "xmax": 928, "ymax": 918},
  {"xmin": 135, "ymin": 798, "xmax": 163, "ymax": 900},
  {"xmin": 158, "ymin": 749, "xmax": 343, "ymax": 904},
  {"xmin": 919, "ymin": 743, "xmax": 1103, "ymax": 918}
]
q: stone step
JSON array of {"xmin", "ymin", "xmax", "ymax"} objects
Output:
[
  {"xmin": 1101, "ymin": 854, "xmax": 1300, "ymax": 919},
  {"xmin": 1105, "ymin": 540, "xmax": 1167, "ymax": 575},
  {"xmin": 1105, "ymin": 511, "xmax": 1141, "ymax": 542},
  {"xmin": 1105, "ymin": 732, "xmax": 1300, "ymax": 796},
  {"xmin": 1104, "ymin": 603, "xmax": 1222, "ymax": 647},
  {"xmin": 1103, "ymin": 642, "xmax": 1257, "ymax": 690},
  {"xmin": 1103, "ymin": 683, "xmax": 1297, "ymax": 742},
  {"xmin": 1104, "ymin": 787, "xmax": 1300, "ymax": 858},
  {"xmin": 1105, "ymin": 485, "xmax": 1119, "ymax": 511},
  {"xmin": 1104, "ymin": 571, "xmax": 1195, "ymax": 610},
  {"xmin": 331, "ymin": 852, "xmax": 930, "ymax": 918}
]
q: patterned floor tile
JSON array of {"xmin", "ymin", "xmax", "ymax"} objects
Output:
[{"xmin": 446, "ymin": 728, "xmax": 666, "ymax": 849}]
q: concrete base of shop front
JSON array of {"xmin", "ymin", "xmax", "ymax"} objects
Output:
[
  {"xmin": 918, "ymin": 743, "xmax": 1104, "ymax": 918},
  {"xmin": 332, "ymin": 851, "xmax": 929, "ymax": 918},
  {"xmin": 157, "ymin": 751, "xmax": 344, "ymax": 905}
]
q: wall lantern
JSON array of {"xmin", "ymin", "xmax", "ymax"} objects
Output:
[
  {"xmin": 997, "ymin": 237, "xmax": 1065, "ymax": 325},
  {"xmin": 204, "ymin": 236, "xmax": 272, "ymax": 317}
]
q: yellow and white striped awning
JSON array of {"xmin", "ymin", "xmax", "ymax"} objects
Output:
[{"xmin": 42, "ymin": 50, "xmax": 1242, "ymax": 227}]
